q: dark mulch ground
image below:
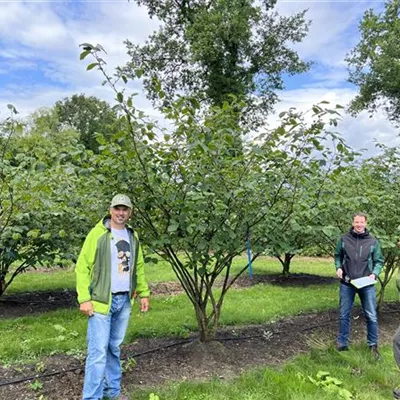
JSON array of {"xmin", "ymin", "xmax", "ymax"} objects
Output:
[
  {"xmin": 0, "ymin": 273, "xmax": 336, "ymax": 319},
  {"xmin": 0, "ymin": 273, "xmax": 397, "ymax": 400}
]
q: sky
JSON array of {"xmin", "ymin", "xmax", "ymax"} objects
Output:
[{"xmin": 0, "ymin": 0, "xmax": 398, "ymax": 156}]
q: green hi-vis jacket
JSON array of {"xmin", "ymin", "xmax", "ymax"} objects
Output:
[{"xmin": 75, "ymin": 217, "xmax": 150, "ymax": 314}]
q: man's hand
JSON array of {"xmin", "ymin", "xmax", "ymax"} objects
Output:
[
  {"xmin": 369, "ymin": 274, "xmax": 376, "ymax": 280},
  {"xmin": 336, "ymin": 268, "xmax": 343, "ymax": 279},
  {"xmin": 79, "ymin": 301, "xmax": 94, "ymax": 317},
  {"xmin": 140, "ymin": 297, "xmax": 149, "ymax": 313}
]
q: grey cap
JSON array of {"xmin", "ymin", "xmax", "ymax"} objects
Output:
[{"xmin": 110, "ymin": 194, "xmax": 132, "ymax": 209}]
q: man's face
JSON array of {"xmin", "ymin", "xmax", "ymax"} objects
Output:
[
  {"xmin": 110, "ymin": 205, "xmax": 131, "ymax": 226},
  {"xmin": 352, "ymin": 216, "xmax": 367, "ymax": 233}
]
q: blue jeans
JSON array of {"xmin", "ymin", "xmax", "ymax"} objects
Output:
[
  {"xmin": 82, "ymin": 293, "xmax": 131, "ymax": 400},
  {"xmin": 338, "ymin": 283, "xmax": 378, "ymax": 347}
]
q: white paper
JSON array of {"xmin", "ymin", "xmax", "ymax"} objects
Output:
[{"xmin": 350, "ymin": 276, "xmax": 377, "ymax": 289}]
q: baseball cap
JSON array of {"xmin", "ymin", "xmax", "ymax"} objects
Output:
[{"xmin": 110, "ymin": 194, "xmax": 132, "ymax": 208}]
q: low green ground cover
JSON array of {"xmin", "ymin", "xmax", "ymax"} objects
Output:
[
  {"xmin": 135, "ymin": 344, "xmax": 399, "ymax": 400},
  {"xmin": 2, "ymin": 256, "xmax": 399, "ymax": 400},
  {"xmin": 6, "ymin": 268, "xmax": 76, "ymax": 294},
  {"xmin": 6, "ymin": 256, "xmax": 333, "ymax": 294},
  {"xmin": 1, "ymin": 280, "xmax": 398, "ymax": 364},
  {"xmin": 0, "ymin": 282, "xmax": 339, "ymax": 363}
]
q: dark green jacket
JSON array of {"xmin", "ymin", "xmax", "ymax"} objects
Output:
[
  {"xmin": 334, "ymin": 228, "xmax": 383, "ymax": 282},
  {"xmin": 75, "ymin": 217, "xmax": 150, "ymax": 314}
]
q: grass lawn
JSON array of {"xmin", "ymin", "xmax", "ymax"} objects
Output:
[
  {"xmin": 2, "ymin": 256, "xmax": 400, "ymax": 400},
  {"xmin": 1, "ymin": 256, "xmax": 398, "ymax": 364},
  {"xmin": 6, "ymin": 255, "xmax": 333, "ymax": 294},
  {"xmin": 0, "ymin": 282, "xmax": 340, "ymax": 363},
  {"xmin": 135, "ymin": 344, "xmax": 400, "ymax": 399}
]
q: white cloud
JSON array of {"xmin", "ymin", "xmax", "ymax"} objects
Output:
[
  {"xmin": 303, "ymin": 67, "xmax": 349, "ymax": 89},
  {"xmin": 0, "ymin": 3, "xmax": 70, "ymax": 51},
  {"xmin": 268, "ymin": 0, "xmax": 398, "ymax": 154},
  {"xmin": 277, "ymin": 1, "xmax": 383, "ymax": 67},
  {"xmin": 0, "ymin": 59, "xmax": 37, "ymax": 74},
  {"xmin": 0, "ymin": 81, "xmax": 149, "ymax": 117},
  {"xmin": 268, "ymin": 86, "xmax": 399, "ymax": 156},
  {"xmin": 0, "ymin": 0, "xmax": 160, "ymax": 119},
  {"xmin": 340, "ymin": 112, "xmax": 400, "ymax": 156},
  {"xmin": 0, "ymin": 1, "xmax": 159, "ymax": 75},
  {"xmin": 0, "ymin": 0, "xmax": 397, "ymax": 157}
]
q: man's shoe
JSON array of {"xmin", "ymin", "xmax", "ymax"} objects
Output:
[
  {"xmin": 370, "ymin": 345, "xmax": 381, "ymax": 360},
  {"xmin": 393, "ymin": 387, "xmax": 400, "ymax": 399},
  {"xmin": 337, "ymin": 345, "xmax": 349, "ymax": 351}
]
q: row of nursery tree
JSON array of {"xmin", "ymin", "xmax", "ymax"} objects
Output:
[
  {"xmin": 1, "ymin": 0, "xmax": 400, "ymax": 342},
  {"xmin": 2, "ymin": 91, "xmax": 399, "ymax": 338}
]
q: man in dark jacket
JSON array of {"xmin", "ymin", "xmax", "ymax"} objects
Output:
[{"xmin": 334, "ymin": 212, "xmax": 383, "ymax": 359}]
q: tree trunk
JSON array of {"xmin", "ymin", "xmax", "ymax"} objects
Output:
[
  {"xmin": 277, "ymin": 253, "xmax": 294, "ymax": 276},
  {"xmin": 194, "ymin": 303, "xmax": 218, "ymax": 342},
  {"xmin": 377, "ymin": 255, "xmax": 398, "ymax": 309}
]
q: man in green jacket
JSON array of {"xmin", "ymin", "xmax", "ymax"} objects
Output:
[
  {"xmin": 334, "ymin": 212, "xmax": 383, "ymax": 360},
  {"xmin": 76, "ymin": 194, "xmax": 150, "ymax": 400}
]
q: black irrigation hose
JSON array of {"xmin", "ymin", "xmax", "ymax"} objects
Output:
[
  {"xmin": 2, "ymin": 307, "xmax": 396, "ymax": 388},
  {"xmin": 0, "ymin": 300, "xmax": 72, "ymax": 305},
  {"xmin": 0, "ymin": 338, "xmax": 193, "ymax": 388},
  {"xmin": 0, "ymin": 332, "xmax": 282, "ymax": 388},
  {"xmin": 0, "ymin": 367, "xmax": 80, "ymax": 388},
  {"xmin": 0, "ymin": 317, "xmax": 340, "ymax": 389}
]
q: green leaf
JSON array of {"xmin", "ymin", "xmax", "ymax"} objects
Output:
[
  {"xmin": 312, "ymin": 106, "xmax": 322, "ymax": 114},
  {"xmin": 117, "ymin": 92, "xmax": 124, "ymax": 103},
  {"xmin": 79, "ymin": 43, "xmax": 94, "ymax": 50},
  {"xmin": 53, "ymin": 324, "xmax": 67, "ymax": 333},
  {"xmin": 316, "ymin": 371, "xmax": 331, "ymax": 380},
  {"xmin": 167, "ymin": 221, "xmax": 179, "ymax": 232},
  {"xmin": 41, "ymin": 233, "xmax": 51, "ymax": 240},
  {"xmin": 27, "ymin": 230, "xmax": 40, "ymax": 239},
  {"xmin": 86, "ymin": 62, "xmax": 99, "ymax": 71},
  {"xmin": 79, "ymin": 50, "xmax": 91, "ymax": 60},
  {"xmin": 144, "ymin": 257, "xmax": 159, "ymax": 264},
  {"xmin": 7, "ymin": 104, "xmax": 18, "ymax": 114},
  {"xmin": 135, "ymin": 68, "xmax": 144, "ymax": 78},
  {"xmin": 12, "ymin": 233, "xmax": 22, "ymax": 241}
]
